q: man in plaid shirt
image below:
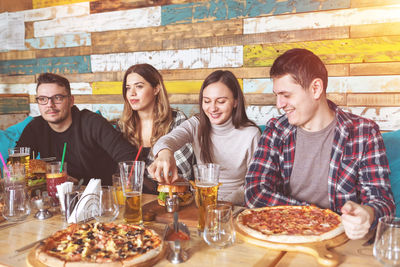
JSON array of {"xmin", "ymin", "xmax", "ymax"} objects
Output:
[{"xmin": 245, "ymin": 48, "xmax": 395, "ymax": 240}]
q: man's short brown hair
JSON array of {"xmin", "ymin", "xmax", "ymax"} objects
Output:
[
  {"xmin": 270, "ymin": 48, "xmax": 328, "ymax": 91},
  {"xmin": 36, "ymin": 73, "xmax": 71, "ymax": 94}
]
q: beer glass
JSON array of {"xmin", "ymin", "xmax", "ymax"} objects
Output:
[
  {"xmin": 46, "ymin": 161, "xmax": 67, "ymax": 204},
  {"xmin": 3, "ymin": 184, "xmax": 31, "ymax": 221},
  {"xmin": 8, "ymin": 147, "xmax": 30, "ymax": 175},
  {"xmin": 3, "ymin": 163, "xmax": 25, "ymax": 186},
  {"xmin": 193, "ymin": 163, "xmax": 220, "ymax": 233},
  {"xmin": 119, "ymin": 161, "xmax": 145, "ymax": 224},
  {"xmin": 373, "ymin": 216, "xmax": 400, "ymax": 266},
  {"xmin": 112, "ymin": 173, "xmax": 125, "ymax": 206},
  {"xmin": 203, "ymin": 203, "xmax": 235, "ymax": 249}
]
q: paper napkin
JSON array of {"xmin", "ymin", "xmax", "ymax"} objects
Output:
[
  {"xmin": 56, "ymin": 181, "xmax": 74, "ymax": 212},
  {"xmin": 67, "ymin": 178, "xmax": 101, "ymax": 223}
]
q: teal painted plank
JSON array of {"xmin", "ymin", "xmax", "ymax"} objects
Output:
[
  {"xmin": 161, "ymin": 0, "xmax": 350, "ymax": 25},
  {"xmin": 0, "ymin": 56, "xmax": 91, "ymax": 75},
  {"xmin": 0, "ymin": 96, "xmax": 29, "ymax": 114},
  {"xmin": 25, "ymin": 33, "xmax": 91, "ymax": 50}
]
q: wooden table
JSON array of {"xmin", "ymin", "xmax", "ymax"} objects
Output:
[{"xmin": 0, "ymin": 194, "xmax": 381, "ymax": 267}]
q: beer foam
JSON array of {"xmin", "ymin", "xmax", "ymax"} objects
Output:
[{"xmin": 196, "ymin": 182, "xmax": 218, "ymax": 188}]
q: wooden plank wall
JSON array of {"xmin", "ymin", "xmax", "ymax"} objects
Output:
[{"xmin": 1, "ymin": 0, "xmax": 400, "ymax": 131}]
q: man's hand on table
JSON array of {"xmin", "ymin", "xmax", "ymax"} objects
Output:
[
  {"xmin": 341, "ymin": 201, "xmax": 374, "ymax": 240},
  {"xmin": 147, "ymin": 149, "xmax": 178, "ymax": 184}
]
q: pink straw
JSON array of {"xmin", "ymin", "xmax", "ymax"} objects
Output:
[
  {"xmin": 0, "ymin": 151, "xmax": 10, "ymax": 179},
  {"xmin": 129, "ymin": 146, "xmax": 143, "ymax": 178}
]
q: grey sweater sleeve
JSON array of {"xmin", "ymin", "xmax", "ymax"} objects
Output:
[{"xmin": 152, "ymin": 116, "xmax": 198, "ymax": 157}]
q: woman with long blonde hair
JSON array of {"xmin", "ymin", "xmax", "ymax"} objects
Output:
[{"xmin": 119, "ymin": 63, "xmax": 194, "ymax": 194}]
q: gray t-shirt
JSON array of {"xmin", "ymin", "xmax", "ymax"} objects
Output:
[{"xmin": 289, "ymin": 119, "xmax": 336, "ymax": 209}]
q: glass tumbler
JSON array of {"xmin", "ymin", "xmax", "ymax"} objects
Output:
[
  {"xmin": 373, "ymin": 216, "xmax": 400, "ymax": 266},
  {"xmin": 2, "ymin": 184, "xmax": 31, "ymax": 222},
  {"xmin": 203, "ymin": 203, "xmax": 235, "ymax": 249}
]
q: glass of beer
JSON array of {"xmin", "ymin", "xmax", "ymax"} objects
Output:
[
  {"xmin": 46, "ymin": 161, "xmax": 67, "ymax": 205},
  {"xmin": 193, "ymin": 163, "xmax": 220, "ymax": 233},
  {"xmin": 8, "ymin": 147, "xmax": 30, "ymax": 174},
  {"xmin": 112, "ymin": 173, "xmax": 125, "ymax": 206},
  {"xmin": 119, "ymin": 161, "xmax": 145, "ymax": 224}
]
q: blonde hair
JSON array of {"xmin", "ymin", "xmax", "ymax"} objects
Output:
[{"xmin": 119, "ymin": 64, "xmax": 173, "ymax": 147}]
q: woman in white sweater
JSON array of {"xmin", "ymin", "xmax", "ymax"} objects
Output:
[{"xmin": 148, "ymin": 70, "xmax": 261, "ymax": 205}]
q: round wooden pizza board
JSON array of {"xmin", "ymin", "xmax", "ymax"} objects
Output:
[
  {"xmin": 235, "ymin": 222, "xmax": 349, "ymax": 267},
  {"xmin": 26, "ymin": 243, "xmax": 166, "ymax": 267}
]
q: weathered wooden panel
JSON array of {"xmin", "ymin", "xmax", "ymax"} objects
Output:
[
  {"xmin": 328, "ymin": 76, "xmax": 400, "ymax": 93},
  {"xmin": 91, "ymin": 46, "xmax": 243, "ymax": 72},
  {"xmin": 244, "ymin": 5, "xmax": 400, "ymax": 34},
  {"xmin": 0, "ymin": 75, "xmax": 35, "ymax": 84},
  {"xmin": 347, "ymin": 93, "xmax": 400, "ymax": 107},
  {"xmin": 0, "ymin": 94, "xmax": 30, "ymax": 114},
  {"xmin": 1, "ymin": 12, "xmax": 25, "ymax": 51},
  {"xmin": 32, "ymin": 0, "xmax": 91, "ymax": 9},
  {"xmin": 346, "ymin": 106, "xmax": 400, "ymax": 131},
  {"xmin": 25, "ymin": 22, "xmax": 34, "ymax": 39},
  {"xmin": 91, "ymin": 19, "xmax": 242, "ymax": 54},
  {"xmin": 244, "ymin": 36, "xmax": 400, "ymax": 67},
  {"xmin": 1, "ymin": 55, "xmax": 91, "ymax": 75},
  {"xmin": 92, "ymin": 80, "xmax": 205, "ymax": 95},
  {"xmin": 163, "ymin": 27, "xmax": 349, "ymax": 50},
  {"xmin": 60, "ymin": 72, "xmax": 125, "ymax": 83},
  {"xmin": 25, "ymin": 33, "xmax": 91, "ymax": 50},
  {"xmin": 246, "ymin": 105, "xmax": 280, "ymax": 126},
  {"xmin": 171, "ymin": 103, "xmax": 199, "ymax": 118},
  {"xmin": 0, "ymin": 0, "xmax": 32, "ymax": 12},
  {"xmin": 90, "ymin": 0, "xmax": 202, "ymax": 14},
  {"xmin": 0, "ymin": 83, "xmax": 36, "ymax": 94},
  {"xmin": 27, "ymin": 82, "xmax": 92, "ymax": 96},
  {"xmin": 350, "ymin": 62, "xmax": 400, "ymax": 76},
  {"xmin": 350, "ymin": 22, "xmax": 400, "ymax": 38},
  {"xmin": 161, "ymin": 0, "xmax": 349, "ymax": 26},
  {"xmin": 23, "ymin": 2, "xmax": 89, "ymax": 22},
  {"xmin": 0, "ymin": 50, "xmax": 36, "ymax": 61},
  {"xmin": 351, "ymin": 0, "xmax": 400, "ymax": 8},
  {"xmin": 0, "ymin": 114, "xmax": 29, "ymax": 130},
  {"xmin": 35, "ymin": 46, "xmax": 92, "ymax": 58},
  {"xmin": 34, "ymin": 6, "xmax": 161, "ymax": 37},
  {"xmin": 92, "ymin": 103, "xmax": 124, "ymax": 120}
]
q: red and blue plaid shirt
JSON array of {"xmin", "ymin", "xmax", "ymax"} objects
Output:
[{"xmin": 245, "ymin": 101, "xmax": 395, "ymax": 228}]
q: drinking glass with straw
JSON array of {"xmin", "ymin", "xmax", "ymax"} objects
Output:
[{"xmin": 46, "ymin": 143, "xmax": 68, "ymax": 205}]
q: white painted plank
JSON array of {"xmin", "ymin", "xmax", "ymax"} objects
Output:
[
  {"xmin": 328, "ymin": 76, "xmax": 400, "ymax": 93},
  {"xmin": 1, "ymin": 12, "xmax": 25, "ymax": 50},
  {"xmin": 34, "ymin": 6, "xmax": 160, "ymax": 37},
  {"xmin": 245, "ymin": 105, "xmax": 400, "ymax": 132},
  {"xmin": 22, "ymin": 2, "xmax": 89, "ymax": 22},
  {"xmin": 244, "ymin": 76, "xmax": 400, "ymax": 93},
  {"xmin": 90, "ymin": 46, "xmax": 243, "ymax": 72},
  {"xmin": 0, "ymin": 83, "xmax": 36, "ymax": 94},
  {"xmin": 244, "ymin": 4, "xmax": 400, "ymax": 34}
]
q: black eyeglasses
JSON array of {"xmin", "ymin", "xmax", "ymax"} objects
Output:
[{"xmin": 35, "ymin": 94, "xmax": 69, "ymax": 105}]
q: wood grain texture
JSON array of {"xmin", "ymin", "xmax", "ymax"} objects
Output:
[
  {"xmin": 244, "ymin": 36, "xmax": 400, "ymax": 67},
  {"xmin": 244, "ymin": 4, "xmax": 400, "ymax": 34},
  {"xmin": 351, "ymin": 0, "xmax": 400, "ymax": 8},
  {"xmin": 33, "ymin": 6, "xmax": 161, "ymax": 37},
  {"xmin": 23, "ymin": 2, "xmax": 89, "ymax": 22},
  {"xmin": 350, "ymin": 62, "xmax": 400, "ymax": 76},
  {"xmin": 25, "ymin": 33, "xmax": 91, "ymax": 50},
  {"xmin": 163, "ymin": 27, "xmax": 349, "ymax": 50},
  {"xmin": 0, "ymin": 83, "xmax": 35, "ymax": 94},
  {"xmin": 0, "ymin": 75, "xmax": 35, "ymax": 84},
  {"xmin": 161, "ymin": 0, "xmax": 349, "ymax": 26},
  {"xmin": 350, "ymin": 22, "xmax": 400, "ymax": 38},
  {"xmin": 90, "ymin": 0, "xmax": 201, "ymax": 14},
  {"xmin": 90, "ymin": 46, "xmax": 243, "ymax": 72},
  {"xmin": 328, "ymin": 76, "xmax": 400, "ymax": 93},
  {"xmin": 32, "ymin": 0, "xmax": 92, "ymax": 9},
  {"xmin": 0, "ymin": 50, "xmax": 35, "ymax": 61},
  {"xmin": 0, "ymin": 0, "xmax": 32, "ymax": 12},
  {"xmin": 25, "ymin": 22, "xmax": 34, "ymax": 39},
  {"xmin": 346, "ymin": 93, "xmax": 400, "ymax": 107},
  {"xmin": 0, "ymin": 94, "xmax": 30, "ymax": 114},
  {"xmin": 91, "ymin": 19, "xmax": 242, "ymax": 54},
  {"xmin": 1, "ymin": 55, "xmax": 91, "ymax": 75},
  {"xmin": 34, "ymin": 46, "xmax": 92, "ymax": 58}
]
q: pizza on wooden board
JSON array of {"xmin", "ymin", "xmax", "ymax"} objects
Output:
[
  {"xmin": 34, "ymin": 222, "xmax": 163, "ymax": 267},
  {"xmin": 236, "ymin": 205, "xmax": 344, "ymax": 243}
]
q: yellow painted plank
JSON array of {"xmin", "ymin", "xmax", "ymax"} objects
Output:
[
  {"xmin": 350, "ymin": 23, "xmax": 400, "ymax": 38},
  {"xmin": 32, "ymin": 0, "xmax": 93, "ymax": 9},
  {"xmin": 351, "ymin": 0, "xmax": 400, "ymax": 8},
  {"xmin": 244, "ymin": 36, "xmax": 400, "ymax": 67},
  {"xmin": 91, "ymin": 80, "xmax": 244, "ymax": 95}
]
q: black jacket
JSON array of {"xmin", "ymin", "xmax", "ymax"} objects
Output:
[{"xmin": 17, "ymin": 106, "xmax": 138, "ymax": 185}]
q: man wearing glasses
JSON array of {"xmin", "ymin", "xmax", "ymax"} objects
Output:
[{"xmin": 16, "ymin": 73, "xmax": 139, "ymax": 185}]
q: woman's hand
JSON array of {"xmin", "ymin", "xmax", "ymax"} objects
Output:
[{"xmin": 148, "ymin": 149, "xmax": 179, "ymax": 184}]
